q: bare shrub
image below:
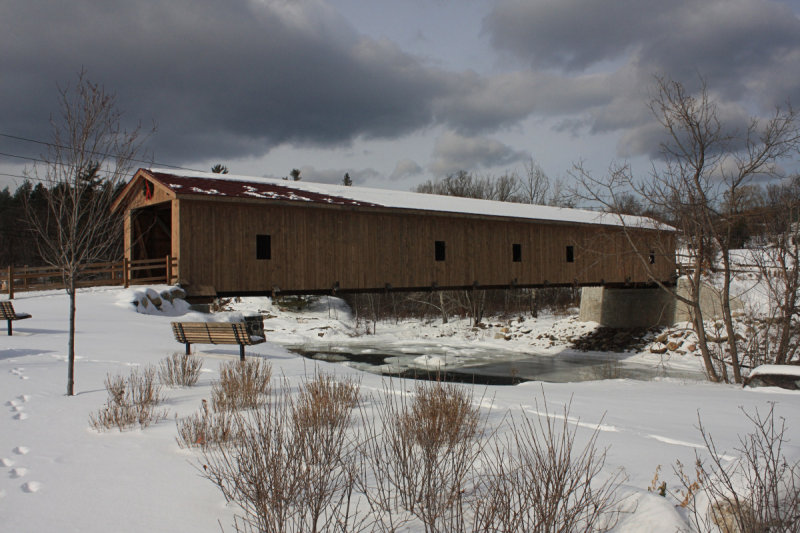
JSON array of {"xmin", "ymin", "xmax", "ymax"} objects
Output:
[
  {"xmin": 473, "ymin": 396, "xmax": 624, "ymax": 532},
  {"xmin": 176, "ymin": 399, "xmax": 236, "ymax": 450},
  {"xmin": 293, "ymin": 372, "xmax": 360, "ymax": 432},
  {"xmin": 404, "ymin": 379, "xmax": 480, "ymax": 449},
  {"xmin": 292, "ymin": 373, "xmax": 363, "ymax": 533},
  {"xmin": 201, "ymin": 390, "xmax": 300, "ymax": 532},
  {"xmin": 159, "ymin": 352, "xmax": 203, "ymax": 387},
  {"xmin": 678, "ymin": 404, "xmax": 800, "ymax": 532},
  {"xmin": 200, "ymin": 375, "xmax": 364, "ymax": 533},
  {"xmin": 360, "ymin": 379, "xmax": 485, "ymax": 532},
  {"xmin": 90, "ymin": 365, "xmax": 168, "ymax": 431},
  {"xmin": 211, "ymin": 358, "xmax": 272, "ymax": 412}
]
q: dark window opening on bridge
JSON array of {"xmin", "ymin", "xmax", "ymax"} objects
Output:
[
  {"xmin": 256, "ymin": 234, "xmax": 271, "ymax": 260},
  {"xmin": 566, "ymin": 245, "xmax": 574, "ymax": 263},
  {"xmin": 512, "ymin": 243, "xmax": 522, "ymax": 262},
  {"xmin": 649, "ymin": 250, "xmax": 656, "ymax": 264},
  {"xmin": 435, "ymin": 241, "xmax": 446, "ymax": 261}
]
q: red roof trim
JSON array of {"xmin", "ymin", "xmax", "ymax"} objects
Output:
[{"xmin": 148, "ymin": 172, "xmax": 381, "ymax": 208}]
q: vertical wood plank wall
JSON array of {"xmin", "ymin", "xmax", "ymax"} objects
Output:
[{"xmin": 173, "ymin": 199, "xmax": 675, "ymax": 294}]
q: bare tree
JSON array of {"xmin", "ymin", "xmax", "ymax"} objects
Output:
[
  {"xmin": 491, "ymin": 173, "xmax": 521, "ymax": 202},
  {"xmin": 548, "ymin": 176, "xmax": 578, "ymax": 208},
  {"xmin": 415, "ymin": 164, "xmax": 566, "ymax": 206},
  {"xmin": 415, "ymin": 170, "xmax": 488, "ymax": 199},
  {"xmin": 574, "ymin": 76, "xmax": 800, "ymax": 383},
  {"xmin": 23, "ymin": 71, "xmax": 148, "ymax": 395},
  {"xmin": 746, "ymin": 177, "xmax": 800, "ymax": 366},
  {"xmin": 518, "ymin": 158, "xmax": 550, "ymax": 205},
  {"xmin": 650, "ymin": 77, "xmax": 798, "ymax": 382}
]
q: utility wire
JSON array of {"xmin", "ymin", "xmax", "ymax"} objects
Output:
[
  {"xmin": 0, "ymin": 151, "xmax": 47, "ymax": 164},
  {"xmin": 0, "ymin": 151, "xmax": 125, "ymax": 182},
  {"xmin": 0, "ymin": 131, "xmax": 203, "ymax": 172},
  {"xmin": 0, "ymin": 172, "xmax": 26, "ymax": 180}
]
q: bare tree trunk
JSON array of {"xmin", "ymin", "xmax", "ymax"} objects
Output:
[
  {"xmin": 67, "ymin": 279, "xmax": 76, "ymax": 396},
  {"xmin": 718, "ymin": 249, "xmax": 742, "ymax": 382},
  {"xmin": 688, "ymin": 250, "xmax": 720, "ymax": 382}
]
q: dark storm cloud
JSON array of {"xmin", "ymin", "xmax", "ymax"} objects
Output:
[
  {"xmin": 0, "ymin": 0, "xmax": 457, "ymax": 163},
  {"xmin": 485, "ymin": 0, "xmax": 800, "ymax": 94},
  {"xmin": 5, "ymin": 0, "xmax": 800, "ymax": 171},
  {"xmin": 485, "ymin": 0, "xmax": 800, "ymax": 157},
  {"xmin": 485, "ymin": 0, "xmax": 683, "ymax": 71},
  {"xmin": 437, "ymin": 70, "xmax": 613, "ymax": 134}
]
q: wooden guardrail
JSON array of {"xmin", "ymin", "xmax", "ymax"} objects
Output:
[{"xmin": 1, "ymin": 256, "xmax": 178, "ymax": 299}]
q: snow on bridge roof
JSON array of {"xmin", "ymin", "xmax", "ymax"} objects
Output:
[{"xmin": 147, "ymin": 168, "xmax": 671, "ymax": 230}]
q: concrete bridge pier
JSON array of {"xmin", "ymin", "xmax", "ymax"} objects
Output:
[
  {"xmin": 579, "ymin": 286, "xmax": 676, "ymax": 328},
  {"xmin": 579, "ymin": 279, "xmax": 744, "ymax": 328}
]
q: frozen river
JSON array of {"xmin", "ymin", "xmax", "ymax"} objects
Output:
[{"xmin": 288, "ymin": 341, "xmax": 707, "ymax": 384}]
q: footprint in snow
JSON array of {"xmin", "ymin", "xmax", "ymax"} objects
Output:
[
  {"xmin": 9, "ymin": 467, "xmax": 27, "ymax": 479},
  {"xmin": 0, "ymin": 458, "xmax": 13, "ymax": 467},
  {"xmin": 21, "ymin": 481, "xmax": 41, "ymax": 493},
  {"xmin": 8, "ymin": 395, "xmax": 30, "ymax": 407},
  {"xmin": 13, "ymin": 446, "xmax": 29, "ymax": 455},
  {"xmin": 13, "ymin": 413, "xmax": 28, "ymax": 421},
  {"xmin": 9, "ymin": 368, "xmax": 28, "ymax": 380}
]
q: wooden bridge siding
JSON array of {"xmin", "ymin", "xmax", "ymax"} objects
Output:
[{"xmin": 173, "ymin": 199, "xmax": 674, "ymax": 294}]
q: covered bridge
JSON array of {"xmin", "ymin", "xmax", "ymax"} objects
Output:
[{"xmin": 112, "ymin": 169, "xmax": 676, "ymax": 299}]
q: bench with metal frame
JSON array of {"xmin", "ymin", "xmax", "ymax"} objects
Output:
[
  {"xmin": 171, "ymin": 321, "xmax": 265, "ymax": 361},
  {"xmin": 1, "ymin": 301, "xmax": 31, "ymax": 336}
]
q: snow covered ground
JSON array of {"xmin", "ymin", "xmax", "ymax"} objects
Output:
[{"xmin": 2, "ymin": 286, "xmax": 799, "ymax": 531}]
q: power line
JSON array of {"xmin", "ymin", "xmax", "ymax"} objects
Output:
[
  {"xmin": 0, "ymin": 150, "xmax": 165, "ymax": 184},
  {"xmin": 0, "ymin": 172, "xmax": 26, "ymax": 180},
  {"xmin": 0, "ymin": 151, "xmax": 124, "ymax": 182},
  {"xmin": 0, "ymin": 151, "xmax": 47, "ymax": 164},
  {"xmin": 0, "ymin": 131, "xmax": 203, "ymax": 173}
]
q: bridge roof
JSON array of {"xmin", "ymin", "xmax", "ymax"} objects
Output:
[
  {"xmin": 144, "ymin": 168, "xmax": 672, "ymax": 231},
  {"xmin": 149, "ymin": 171, "xmax": 380, "ymax": 208}
]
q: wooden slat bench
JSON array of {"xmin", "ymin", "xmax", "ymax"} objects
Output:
[
  {"xmin": 171, "ymin": 321, "xmax": 265, "ymax": 361},
  {"xmin": 1, "ymin": 301, "xmax": 31, "ymax": 336}
]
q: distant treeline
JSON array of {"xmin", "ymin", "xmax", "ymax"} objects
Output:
[
  {"xmin": 0, "ymin": 179, "xmax": 124, "ymax": 268},
  {"xmin": 0, "ymin": 181, "xmax": 48, "ymax": 267}
]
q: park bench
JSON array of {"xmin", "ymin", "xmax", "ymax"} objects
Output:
[
  {"xmin": 1, "ymin": 301, "xmax": 32, "ymax": 336},
  {"xmin": 171, "ymin": 321, "xmax": 265, "ymax": 361}
]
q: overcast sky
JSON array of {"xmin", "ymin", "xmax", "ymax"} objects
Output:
[{"xmin": 2, "ymin": 0, "xmax": 799, "ymax": 191}]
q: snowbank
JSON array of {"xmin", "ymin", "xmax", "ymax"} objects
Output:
[{"xmin": 1, "ymin": 287, "xmax": 799, "ymax": 532}]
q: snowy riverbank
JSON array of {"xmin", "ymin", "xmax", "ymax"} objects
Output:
[{"xmin": 2, "ymin": 286, "xmax": 798, "ymax": 531}]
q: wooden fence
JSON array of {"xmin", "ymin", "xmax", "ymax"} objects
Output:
[{"xmin": 1, "ymin": 256, "xmax": 178, "ymax": 299}]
